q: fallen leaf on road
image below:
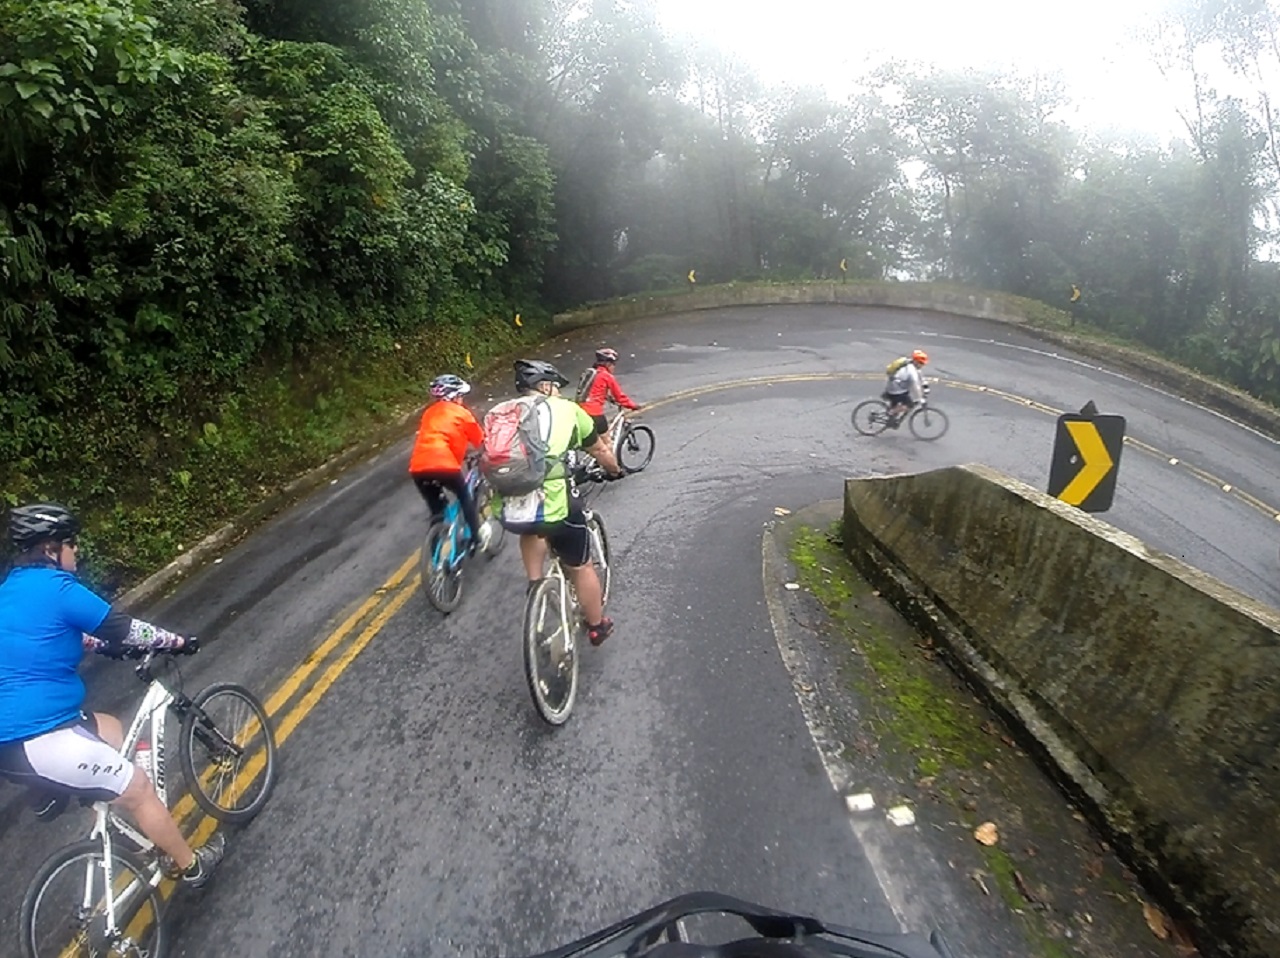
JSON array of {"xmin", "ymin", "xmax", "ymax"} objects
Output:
[
  {"xmin": 971, "ymin": 871, "xmax": 990, "ymax": 896},
  {"xmin": 974, "ymin": 822, "xmax": 999, "ymax": 846},
  {"xmin": 773, "ymin": 506, "xmax": 791, "ymax": 516},
  {"xmin": 784, "ymin": 582, "xmax": 800, "ymax": 591},
  {"xmin": 1143, "ymin": 902, "xmax": 1171, "ymax": 939},
  {"xmin": 1085, "ymin": 857, "xmax": 1104, "ymax": 880}
]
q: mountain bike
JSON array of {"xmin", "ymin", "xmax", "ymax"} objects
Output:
[
  {"xmin": 851, "ymin": 387, "xmax": 949, "ymax": 441},
  {"xmin": 421, "ymin": 463, "xmax": 505, "ymax": 614},
  {"xmin": 608, "ymin": 409, "xmax": 655, "ymax": 473},
  {"xmin": 15, "ymin": 648, "xmax": 278, "ymax": 958},
  {"xmin": 522, "ymin": 503, "xmax": 613, "ymax": 726},
  {"xmin": 508, "ymin": 891, "xmax": 958, "ymax": 957}
]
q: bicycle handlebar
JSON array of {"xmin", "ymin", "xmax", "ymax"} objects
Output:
[{"xmin": 505, "ymin": 892, "xmax": 958, "ymax": 958}]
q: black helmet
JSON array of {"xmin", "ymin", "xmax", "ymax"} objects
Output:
[
  {"xmin": 10, "ymin": 503, "xmax": 80, "ymax": 550},
  {"xmin": 514, "ymin": 359, "xmax": 569, "ymax": 392}
]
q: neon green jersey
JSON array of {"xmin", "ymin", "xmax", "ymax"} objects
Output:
[{"xmin": 495, "ymin": 394, "xmax": 596, "ymax": 525}]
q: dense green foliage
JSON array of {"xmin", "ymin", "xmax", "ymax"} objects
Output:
[{"xmin": 4, "ymin": 0, "xmax": 1280, "ymax": 586}]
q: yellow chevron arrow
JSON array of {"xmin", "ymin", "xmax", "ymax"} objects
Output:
[
  {"xmin": 688, "ymin": 269, "xmax": 696, "ymax": 284},
  {"xmin": 839, "ymin": 258, "xmax": 847, "ymax": 272},
  {"xmin": 1058, "ymin": 420, "xmax": 1113, "ymax": 505},
  {"xmin": 1070, "ymin": 284, "xmax": 1081, "ymax": 303}
]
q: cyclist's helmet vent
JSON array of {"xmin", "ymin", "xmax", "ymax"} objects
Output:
[
  {"xmin": 430, "ymin": 374, "xmax": 471, "ymax": 401},
  {"xmin": 514, "ymin": 359, "xmax": 570, "ymax": 392},
  {"xmin": 10, "ymin": 503, "xmax": 80, "ymax": 550}
]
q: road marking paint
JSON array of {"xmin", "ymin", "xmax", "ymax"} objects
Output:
[
  {"xmin": 263, "ymin": 552, "xmax": 418, "ymax": 717},
  {"xmin": 644, "ymin": 372, "xmax": 1280, "ymax": 524}
]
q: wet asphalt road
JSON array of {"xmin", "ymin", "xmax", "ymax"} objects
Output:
[{"xmin": 1, "ymin": 305, "xmax": 1277, "ymax": 957}]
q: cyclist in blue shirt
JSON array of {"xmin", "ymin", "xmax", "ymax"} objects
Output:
[{"xmin": 0, "ymin": 504, "xmax": 225, "ymax": 887}]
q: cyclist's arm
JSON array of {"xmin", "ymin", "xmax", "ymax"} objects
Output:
[
  {"xmin": 83, "ymin": 610, "xmax": 189, "ymax": 656},
  {"xmin": 907, "ymin": 368, "xmax": 925, "ymax": 404},
  {"xmin": 574, "ymin": 406, "xmax": 623, "ymax": 477},
  {"xmin": 607, "ymin": 374, "xmax": 641, "ymax": 411}
]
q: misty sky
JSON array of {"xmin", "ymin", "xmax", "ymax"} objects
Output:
[{"xmin": 654, "ymin": 0, "xmax": 1186, "ymax": 140}]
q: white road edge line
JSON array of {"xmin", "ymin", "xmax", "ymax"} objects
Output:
[{"xmin": 760, "ymin": 525, "xmax": 967, "ymax": 936}]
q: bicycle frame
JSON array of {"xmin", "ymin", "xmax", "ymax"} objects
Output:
[
  {"xmin": 66, "ymin": 675, "xmax": 175, "ymax": 947},
  {"xmin": 432, "ymin": 467, "xmax": 483, "ymax": 572}
]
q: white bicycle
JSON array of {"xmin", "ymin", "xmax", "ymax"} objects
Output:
[
  {"xmin": 14, "ymin": 648, "xmax": 278, "ymax": 958},
  {"xmin": 522, "ymin": 505, "xmax": 613, "ymax": 726}
]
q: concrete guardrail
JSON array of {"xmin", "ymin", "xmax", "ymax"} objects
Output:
[{"xmin": 842, "ymin": 464, "xmax": 1280, "ymax": 958}]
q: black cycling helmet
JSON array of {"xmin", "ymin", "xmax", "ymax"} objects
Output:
[
  {"xmin": 514, "ymin": 359, "xmax": 570, "ymax": 392},
  {"xmin": 10, "ymin": 503, "xmax": 80, "ymax": 550}
]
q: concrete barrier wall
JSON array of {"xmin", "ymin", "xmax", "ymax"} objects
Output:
[
  {"xmin": 552, "ymin": 280, "xmax": 1037, "ymax": 328},
  {"xmin": 842, "ymin": 464, "xmax": 1280, "ymax": 958},
  {"xmin": 553, "ymin": 281, "xmax": 1280, "ymax": 442}
]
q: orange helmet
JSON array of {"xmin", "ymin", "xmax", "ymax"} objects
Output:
[{"xmin": 911, "ymin": 349, "xmax": 928, "ymax": 365}]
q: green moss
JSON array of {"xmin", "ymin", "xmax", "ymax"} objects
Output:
[
  {"xmin": 790, "ymin": 524, "xmax": 987, "ymax": 774},
  {"xmin": 789, "ymin": 521, "xmax": 1087, "ymax": 958}
]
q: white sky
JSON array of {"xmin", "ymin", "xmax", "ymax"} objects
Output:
[{"xmin": 653, "ymin": 0, "xmax": 1189, "ymax": 142}]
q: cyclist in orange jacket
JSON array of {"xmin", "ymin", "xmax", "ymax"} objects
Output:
[
  {"xmin": 409, "ymin": 375, "xmax": 489, "ymax": 552},
  {"xmin": 577, "ymin": 347, "xmax": 641, "ymax": 447}
]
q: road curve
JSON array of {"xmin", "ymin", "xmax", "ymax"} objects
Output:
[{"xmin": 0, "ymin": 304, "xmax": 1274, "ymax": 957}]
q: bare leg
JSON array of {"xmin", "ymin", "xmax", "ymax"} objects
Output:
[
  {"xmin": 520, "ymin": 534, "xmax": 548, "ymax": 581},
  {"xmin": 93, "ymin": 712, "xmax": 195, "ymax": 868},
  {"xmin": 567, "ymin": 563, "xmax": 604, "ymax": 625}
]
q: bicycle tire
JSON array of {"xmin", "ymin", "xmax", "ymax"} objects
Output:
[
  {"xmin": 422, "ymin": 521, "xmax": 464, "ymax": 614},
  {"xmin": 523, "ymin": 576, "xmax": 578, "ymax": 726},
  {"xmin": 616, "ymin": 424, "xmax": 655, "ymax": 473},
  {"xmin": 20, "ymin": 839, "xmax": 166, "ymax": 958},
  {"xmin": 909, "ymin": 406, "xmax": 950, "ymax": 441},
  {"xmin": 475, "ymin": 480, "xmax": 506, "ymax": 557},
  {"xmin": 181, "ymin": 682, "xmax": 277, "ymax": 824},
  {"xmin": 587, "ymin": 513, "xmax": 611, "ymax": 608},
  {"xmin": 851, "ymin": 399, "xmax": 892, "ymax": 436}
]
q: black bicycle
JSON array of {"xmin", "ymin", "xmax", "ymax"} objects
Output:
[
  {"xmin": 508, "ymin": 891, "xmax": 958, "ymax": 957},
  {"xmin": 851, "ymin": 386, "xmax": 949, "ymax": 441}
]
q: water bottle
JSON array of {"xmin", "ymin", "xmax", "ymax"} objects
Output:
[{"xmin": 135, "ymin": 740, "xmax": 153, "ymax": 782}]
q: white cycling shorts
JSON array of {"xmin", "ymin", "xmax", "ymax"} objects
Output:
[{"xmin": 0, "ymin": 715, "xmax": 134, "ymax": 800}]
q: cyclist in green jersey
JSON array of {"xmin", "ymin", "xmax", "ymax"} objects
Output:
[{"xmin": 498, "ymin": 360, "xmax": 623, "ymax": 646}]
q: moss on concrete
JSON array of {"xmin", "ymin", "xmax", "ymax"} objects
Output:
[{"xmin": 790, "ymin": 524, "xmax": 989, "ymax": 780}]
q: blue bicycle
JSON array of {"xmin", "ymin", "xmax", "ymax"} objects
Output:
[{"xmin": 421, "ymin": 465, "xmax": 505, "ymax": 614}]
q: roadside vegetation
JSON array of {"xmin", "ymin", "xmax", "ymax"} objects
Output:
[{"xmin": 4, "ymin": 0, "xmax": 1278, "ymax": 590}]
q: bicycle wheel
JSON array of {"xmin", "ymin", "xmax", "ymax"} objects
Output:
[
  {"xmin": 422, "ymin": 521, "xmax": 464, "ymax": 613},
  {"xmin": 181, "ymin": 682, "xmax": 277, "ymax": 824},
  {"xmin": 20, "ymin": 839, "xmax": 165, "ymax": 958},
  {"xmin": 475, "ymin": 480, "xmax": 506, "ymax": 557},
  {"xmin": 851, "ymin": 399, "xmax": 891, "ymax": 436},
  {"xmin": 909, "ymin": 406, "xmax": 950, "ymax": 441},
  {"xmin": 587, "ymin": 513, "xmax": 612, "ymax": 608},
  {"xmin": 616, "ymin": 424, "xmax": 655, "ymax": 473},
  {"xmin": 523, "ymin": 576, "xmax": 578, "ymax": 725}
]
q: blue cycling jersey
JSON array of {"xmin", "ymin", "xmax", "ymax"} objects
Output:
[{"xmin": 0, "ymin": 567, "xmax": 110, "ymax": 744}]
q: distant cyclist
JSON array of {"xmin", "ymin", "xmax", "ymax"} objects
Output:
[
  {"xmin": 0, "ymin": 504, "xmax": 225, "ymax": 887},
  {"xmin": 498, "ymin": 359, "xmax": 623, "ymax": 646},
  {"xmin": 884, "ymin": 349, "xmax": 929, "ymax": 425},
  {"xmin": 577, "ymin": 347, "xmax": 641, "ymax": 447},
  {"xmin": 409, "ymin": 374, "xmax": 490, "ymax": 554}
]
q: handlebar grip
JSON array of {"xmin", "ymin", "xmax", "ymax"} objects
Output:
[{"xmin": 179, "ymin": 636, "xmax": 200, "ymax": 655}]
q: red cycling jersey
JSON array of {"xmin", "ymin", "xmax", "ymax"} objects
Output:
[{"xmin": 579, "ymin": 366, "xmax": 639, "ymax": 417}]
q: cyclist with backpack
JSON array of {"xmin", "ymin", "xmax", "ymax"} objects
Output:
[
  {"xmin": 576, "ymin": 347, "xmax": 641, "ymax": 448},
  {"xmin": 883, "ymin": 349, "xmax": 929, "ymax": 425},
  {"xmin": 482, "ymin": 360, "xmax": 624, "ymax": 646},
  {"xmin": 409, "ymin": 374, "xmax": 490, "ymax": 554}
]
